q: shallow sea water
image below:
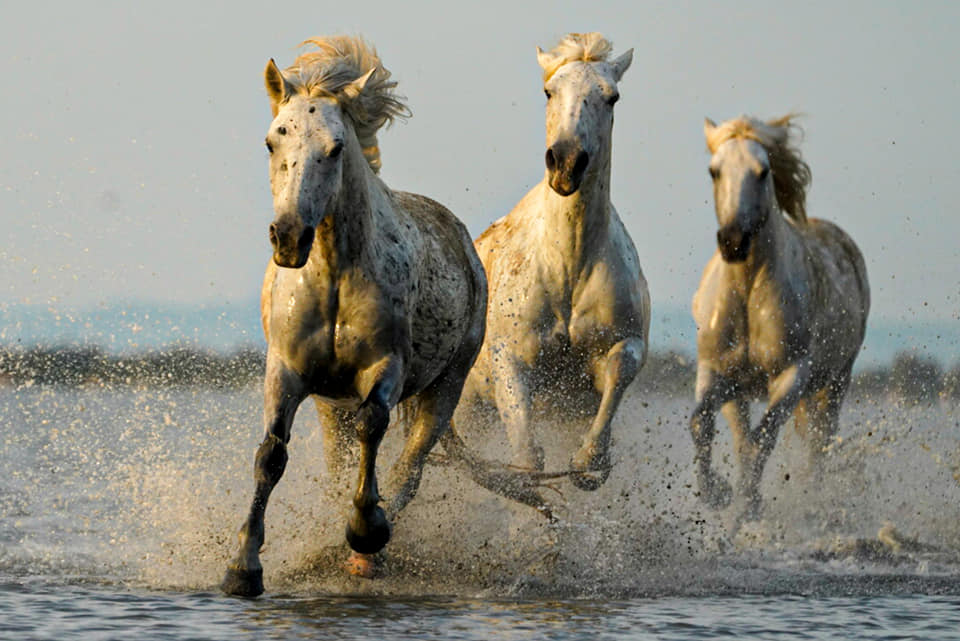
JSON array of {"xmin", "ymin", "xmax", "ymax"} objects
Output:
[{"xmin": 2, "ymin": 384, "xmax": 960, "ymax": 639}]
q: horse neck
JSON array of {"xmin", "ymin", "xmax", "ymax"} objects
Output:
[
  {"xmin": 538, "ymin": 139, "xmax": 613, "ymax": 268},
  {"xmin": 311, "ymin": 140, "xmax": 381, "ymax": 272}
]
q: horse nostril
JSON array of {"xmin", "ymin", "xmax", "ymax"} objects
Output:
[
  {"xmin": 545, "ymin": 148, "xmax": 557, "ymax": 172},
  {"xmin": 269, "ymin": 223, "xmax": 279, "ymax": 247},
  {"xmin": 297, "ymin": 226, "xmax": 315, "ymax": 255},
  {"xmin": 572, "ymin": 150, "xmax": 589, "ymax": 177}
]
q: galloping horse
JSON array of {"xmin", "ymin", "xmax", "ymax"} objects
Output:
[
  {"xmin": 453, "ymin": 33, "xmax": 650, "ymax": 513},
  {"xmin": 690, "ymin": 115, "xmax": 869, "ymax": 525},
  {"xmin": 221, "ymin": 36, "xmax": 487, "ymax": 596}
]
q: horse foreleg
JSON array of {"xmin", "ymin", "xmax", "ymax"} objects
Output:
[
  {"xmin": 345, "ymin": 360, "xmax": 402, "ymax": 558},
  {"xmin": 493, "ymin": 357, "xmax": 541, "ymax": 471},
  {"xmin": 222, "ymin": 359, "xmax": 305, "ymax": 597},
  {"xmin": 570, "ymin": 336, "xmax": 645, "ymax": 491},
  {"xmin": 690, "ymin": 365, "xmax": 737, "ymax": 509},
  {"xmin": 738, "ymin": 363, "xmax": 810, "ymax": 522}
]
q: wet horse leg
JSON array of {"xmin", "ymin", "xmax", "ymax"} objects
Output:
[
  {"xmin": 722, "ymin": 397, "xmax": 751, "ymax": 487},
  {"xmin": 384, "ymin": 372, "xmax": 464, "ymax": 520},
  {"xmin": 222, "ymin": 358, "xmax": 305, "ymax": 597},
  {"xmin": 806, "ymin": 367, "xmax": 850, "ymax": 477},
  {"xmin": 738, "ymin": 363, "xmax": 810, "ymax": 522},
  {"xmin": 689, "ymin": 365, "xmax": 738, "ymax": 508},
  {"xmin": 315, "ymin": 401, "xmax": 355, "ymax": 506},
  {"xmin": 493, "ymin": 356, "xmax": 541, "ymax": 471},
  {"xmin": 570, "ymin": 336, "xmax": 645, "ymax": 491},
  {"xmin": 345, "ymin": 359, "xmax": 403, "ymax": 558}
]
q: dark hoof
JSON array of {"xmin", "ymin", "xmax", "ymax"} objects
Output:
[
  {"xmin": 569, "ymin": 466, "xmax": 610, "ymax": 491},
  {"xmin": 346, "ymin": 505, "xmax": 391, "ymax": 554},
  {"xmin": 221, "ymin": 566, "xmax": 264, "ymax": 598},
  {"xmin": 698, "ymin": 470, "xmax": 733, "ymax": 509},
  {"xmin": 570, "ymin": 445, "xmax": 611, "ymax": 491}
]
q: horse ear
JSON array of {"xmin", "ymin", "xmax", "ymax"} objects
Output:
[
  {"xmin": 611, "ymin": 48, "xmax": 633, "ymax": 81},
  {"xmin": 265, "ymin": 59, "xmax": 295, "ymax": 116},
  {"xmin": 342, "ymin": 67, "xmax": 377, "ymax": 100},
  {"xmin": 536, "ymin": 46, "xmax": 556, "ymax": 71},
  {"xmin": 703, "ymin": 117, "xmax": 718, "ymax": 139}
]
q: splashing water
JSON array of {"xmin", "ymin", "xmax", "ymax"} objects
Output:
[{"xmin": 1, "ymin": 381, "xmax": 959, "ymax": 598}]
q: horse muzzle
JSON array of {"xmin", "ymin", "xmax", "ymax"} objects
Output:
[
  {"xmin": 717, "ymin": 224, "xmax": 752, "ymax": 263},
  {"xmin": 269, "ymin": 220, "xmax": 315, "ymax": 268},
  {"xmin": 545, "ymin": 143, "xmax": 589, "ymax": 197}
]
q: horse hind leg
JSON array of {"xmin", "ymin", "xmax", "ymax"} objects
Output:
[
  {"xmin": 571, "ymin": 336, "xmax": 645, "ymax": 491},
  {"xmin": 737, "ymin": 362, "xmax": 811, "ymax": 524},
  {"xmin": 222, "ymin": 359, "xmax": 305, "ymax": 597},
  {"xmin": 721, "ymin": 397, "xmax": 750, "ymax": 506},
  {"xmin": 807, "ymin": 370, "xmax": 850, "ymax": 476},
  {"xmin": 315, "ymin": 400, "xmax": 355, "ymax": 506}
]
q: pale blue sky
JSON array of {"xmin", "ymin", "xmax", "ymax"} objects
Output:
[{"xmin": 1, "ymin": 1, "xmax": 958, "ymax": 328}]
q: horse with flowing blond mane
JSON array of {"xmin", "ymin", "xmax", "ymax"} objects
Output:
[
  {"xmin": 449, "ymin": 33, "xmax": 650, "ymax": 515},
  {"xmin": 221, "ymin": 36, "xmax": 487, "ymax": 596},
  {"xmin": 690, "ymin": 114, "xmax": 869, "ymax": 526}
]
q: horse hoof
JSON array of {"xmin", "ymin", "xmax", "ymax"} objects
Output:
[
  {"xmin": 344, "ymin": 552, "xmax": 377, "ymax": 579},
  {"xmin": 570, "ymin": 442, "xmax": 611, "ymax": 491},
  {"xmin": 569, "ymin": 466, "xmax": 610, "ymax": 491},
  {"xmin": 221, "ymin": 566, "xmax": 264, "ymax": 598},
  {"xmin": 346, "ymin": 505, "xmax": 392, "ymax": 554}
]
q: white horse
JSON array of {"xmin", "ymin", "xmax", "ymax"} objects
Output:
[
  {"xmin": 452, "ymin": 33, "xmax": 650, "ymax": 513},
  {"xmin": 690, "ymin": 115, "xmax": 869, "ymax": 524},
  {"xmin": 221, "ymin": 36, "xmax": 487, "ymax": 596}
]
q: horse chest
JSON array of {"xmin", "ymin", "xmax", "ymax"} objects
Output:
[{"xmin": 269, "ymin": 275, "xmax": 397, "ymax": 393}]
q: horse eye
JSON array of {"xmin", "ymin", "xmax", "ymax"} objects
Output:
[
  {"xmin": 709, "ymin": 166, "xmax": 719, "ymax": 180},
  {"xmin": 329, "ymin": 142, "xmax": 343, "ymax": 158},
  {"xmin": 607, "ymin": 93, "xmax": 620, "ymax": 106},
  {"xmin": 544, "ymin": 89, "xmax": 552, "ymax": 100},
  {"xmin": 265, "ymin": 140, "xmax": 273, "ymax": 154},
  {"xmin": 759, "ymin": 167, "xmax": 770, "ymax": 180}
]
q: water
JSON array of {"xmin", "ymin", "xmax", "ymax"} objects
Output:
[{"xmin": 2, "ymin": 383, "xmax": 960, "ymax": 639}]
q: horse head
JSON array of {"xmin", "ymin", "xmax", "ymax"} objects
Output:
[
  {"xmin": 536, "ymin": 34, "xmax": 632, "ymax": 196},
  {"xmin": 704, "ymin": 115, "xmax": 810, "ymax": 263},
  {"xmin": 262, "ymin": 60, "xmax": 374, "ymax": 268}
]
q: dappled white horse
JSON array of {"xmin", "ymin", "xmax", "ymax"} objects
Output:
[
  {"xmin": 453, "ymin": 33, "xmax": 650, "ymax": 513},
  {"xmin": 221, "ymin": 36, "xmax": 487, "ymax": 596},
  {"xmin": 690, "ymin": 115, "xmax": 869, "ymax": 524}
]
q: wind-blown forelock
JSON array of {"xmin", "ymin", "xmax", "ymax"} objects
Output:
[
  {"xmin": 541, "ymin": 32, "xmax": 614, "ymax": 81},
  {"xmin": 283, "ymin": 36, "xmax": 410, "ymax": 173},
  {"xmin": 705, "ymin": 114, "xmax": 811, "ymax": 224}
]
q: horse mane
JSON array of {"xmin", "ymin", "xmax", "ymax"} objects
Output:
[
  {"xmin": 540, "ymin": 32, "xmax": 614, "ymax": 81},
  {"xmin": 284, "ymin": 36, "xmax": 411, "ymax": 173},
  {"xmin": 705, "ymin": 114, "xmax": 811, "ymax": 225}
]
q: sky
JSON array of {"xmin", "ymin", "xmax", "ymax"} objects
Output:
[{"xmin": 1, "ymin": 1, "xmax": 959, "ymax": 332}]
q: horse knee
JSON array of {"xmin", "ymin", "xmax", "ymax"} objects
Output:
[
  {"xmin": 357, "ymin": 398, "xmax": 390, "ymax": 442},
  {"xmin": 254, "ymin": 433, "xmax": 288, "ymax": 486},
  {"xmin": 607, "ymin": 339, "xmax": 643, "ymax": 380}
]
